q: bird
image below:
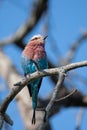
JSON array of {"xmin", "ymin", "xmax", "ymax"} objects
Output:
[{"xmin": 21, "ymin": 34, "xmax": 48, "ymax": 124}]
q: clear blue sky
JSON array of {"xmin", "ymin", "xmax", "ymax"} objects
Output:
[{"xmin": 0, "ymin": 0, "xmax": 87, "ymax": 130}]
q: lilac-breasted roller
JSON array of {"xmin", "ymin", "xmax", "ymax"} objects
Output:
[{"xmin": 21, "ymin": 34, "xmax": 48, "ymax": 124}]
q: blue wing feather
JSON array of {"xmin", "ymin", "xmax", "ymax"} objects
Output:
[
  {"xmin": 21, "ymin": 55, "xmax": 48, "ymax": 108},
  {"xmin": 21, "ymin": 55, "xmax": 48, "ymax": 74}
]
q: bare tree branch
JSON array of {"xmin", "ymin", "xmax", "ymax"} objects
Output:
[
  {"xmin": 76, "ymin": 108, "xmax": 84, "ymax": 130},
  {"xmin": 38, "ymin": 73, "xmax": 65, "ymax": 130},
  {"xmin": 0, "ymin": 113, "xmax": 4, "ymax": 130},
  {"xmin": 55, "ymin": 88, "xmax": 77, "ymax": 102},
  {"xmin": 0, "ymin": 60, "xmax": 87, "ymax": 129},
  {"xmin": 63, "ymin": 32, "xmax": 87, "ymax": 64},
  {"xmin": 0, "ymin": 0, "xmax": 48, "ymax": 48}
]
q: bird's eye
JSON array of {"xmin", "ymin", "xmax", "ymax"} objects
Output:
[
  {"xmin": 31, "ymin": 37, "xmax": 38, "ymax": 41},
  {"xmin": 34, "ymin": 37, "xmax": 38, "ymax": 40}
]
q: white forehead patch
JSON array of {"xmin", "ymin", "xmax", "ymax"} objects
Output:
[{"xmin": 31, "ymin": 34, "xmax": 43, "ymax": 40}]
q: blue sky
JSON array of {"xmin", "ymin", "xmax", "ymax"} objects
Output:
[{"xmin": 0, "ymin": 0, "xmax": 87, "ymax": 130}]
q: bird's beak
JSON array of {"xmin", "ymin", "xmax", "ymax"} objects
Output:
[{"xmin": 43, "ymin": 35, "xmax": 48, "ymax": 40}]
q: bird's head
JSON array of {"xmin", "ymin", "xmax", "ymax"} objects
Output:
[{"xmin": 30, "ymin": 34, "xmax": 48, "ymax": 44}]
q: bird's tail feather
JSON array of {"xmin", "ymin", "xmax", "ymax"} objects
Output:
[{"xmin": 32, "ymin": 109, "xmax": 36, "ymax": 124}]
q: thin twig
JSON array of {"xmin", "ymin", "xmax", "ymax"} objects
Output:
[
  {"xmin": 0, "ymin": 113, "xmax": 4, "ymax": 130},
  {"xmin": 76, "ymin": 108, "xmax": 84, "ymax": 130},
  {"xmin": 0, "ymin": 61, "xmax": 87, "ymax": 113},
  {"xmin": 45, "ymin": 73, "xmax": 65, "ymax": 116},
  {"xmin": 38, "ymin": 72, "xmax": 65, "ymax": 130},
  {"xmin": 55, "ymin": 89, "xmax": 77, "ymax": 102},
  {"xmin": 0, "ymin": 0, "xmax": 47, "ymax": 48},
  {"xmin": 0, "ymin": 61, "xmax": 87, "ymax": 129},
  {"xmin": 64, "ymin": 33, "xmax": 87, "ymax": 64}
]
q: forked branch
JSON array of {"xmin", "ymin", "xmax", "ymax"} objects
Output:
[{"xmin": 0, "ymin": 61, "xmax": 87, "ymax": 129}]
